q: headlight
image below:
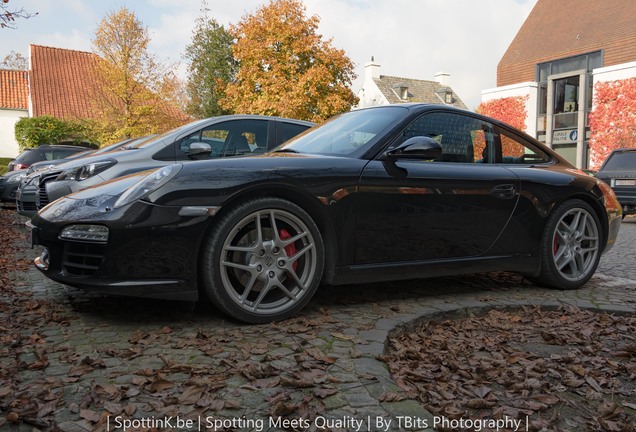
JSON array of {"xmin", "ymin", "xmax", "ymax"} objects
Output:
[
  {"xmin": 57, "ymin": 160, "xmax": 116, "ymax": 181},
  {"xmin": 59, "ymin": 224, "xmax": 109, "ymax": 243},
  {"xmin": 113, "ymin": 165, "xmax": 181, "ymax": 209},
  {"xmin": 7, "ymin": 173, "xmax": 26, "ymax": 184}
]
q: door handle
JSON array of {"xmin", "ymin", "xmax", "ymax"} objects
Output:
[{"xmin": 491, "ymin": 184, "xmax": 517, "ymax": 199}]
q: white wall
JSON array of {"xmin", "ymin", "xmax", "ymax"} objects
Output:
[
  {"xmin": 0, "ymin": 109, "xmax": 27, "ymax": 158},
  {"xmin": 593, "ymin": 61, "xmax": 636, "ymax": 85},
  {"xmin": 481, "ymin": 82, "xmax": 538, "ymax": 136}
]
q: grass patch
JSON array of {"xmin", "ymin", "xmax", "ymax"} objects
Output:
[{"xmin": 0, "ymin": 157, "xmax": 13, "ymax": 176}]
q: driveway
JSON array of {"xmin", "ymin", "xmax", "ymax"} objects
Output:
[{"xmin": 1, "ymin": 209, "xmax": 634, "ymax": 431}]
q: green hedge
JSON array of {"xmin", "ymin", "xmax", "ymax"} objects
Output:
[{"xmin": 0, "ymin": 157, "xmax": 13, "ymax": 176}]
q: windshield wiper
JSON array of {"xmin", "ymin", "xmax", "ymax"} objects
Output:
[{"xmin": 274, "ymin": 148, "xmax": 300, "ymax": 153}]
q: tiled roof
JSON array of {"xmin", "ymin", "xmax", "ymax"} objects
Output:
[
  {"xmin": 373, "ymin": 75, "xmax": 467, "ymax": 109},
  {"xmin": 498, "ymin": 0, "xmax": 636, "ymax": 85},
  {"xmin": 29, "ymin": 44, "xmax": 100, "ymax": 118},
  {"xmin": 29, "ymin": 44, "xmax": 190, "ymax": 124},
  {"xmin": 0, "ymin": 69, "xmax": 28, "ymax": 110}
]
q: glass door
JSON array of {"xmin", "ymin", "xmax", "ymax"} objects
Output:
[{"xmin": 553, "ymin": 76, "xmax": 580, "ymax": 130}]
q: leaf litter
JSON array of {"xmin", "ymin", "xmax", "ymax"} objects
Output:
[{"xmin": 382, "ymin": 306, "xmax": 636, "ymax": 431}]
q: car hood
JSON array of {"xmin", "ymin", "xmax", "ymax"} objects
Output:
[
  {"xmin": 1, "ymin": 169, "xmax": 27, "ymax": 181},
  {"xmin": 47, "ymin": 145, "xmax": 158, "ymax": 173}
]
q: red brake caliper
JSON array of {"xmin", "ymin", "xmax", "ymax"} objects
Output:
[{"xmin": 279, "ymin": 229, "xmax": 298, "ymax": 271}]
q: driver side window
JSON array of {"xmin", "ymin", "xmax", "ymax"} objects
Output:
[
  {"xmin": 399, "ymin": 112, "xmax": 491, "ymax": 163},
  {"xmin": 170, "ymin": 120, "xmax": 269, "ymax": 161},
  {"xmin": 397, "ymin": 112, "xmax": 551, "ymax": 165}
]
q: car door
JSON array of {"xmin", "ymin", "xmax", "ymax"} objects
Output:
[{"xmin": 355, "ymin": 111, "xmax": 521, "ymax": 264}]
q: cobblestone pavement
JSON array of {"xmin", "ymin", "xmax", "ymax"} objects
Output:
[{"xmin": 1, "ymin": 210, "xmax": 635, "ymax": 432}]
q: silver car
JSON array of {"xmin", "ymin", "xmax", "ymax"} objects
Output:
[{"xmin": 34, "ymin": 115, "xmax": 313, "ymax": 211}]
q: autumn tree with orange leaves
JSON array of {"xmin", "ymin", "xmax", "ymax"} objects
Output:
[
  {"xmin": 91, "ymin": 8, "xmax": 188, "ymax": 143},
  {"xmin": 220, "ymin": 0, "xmax": 357, "ymax": 123}
]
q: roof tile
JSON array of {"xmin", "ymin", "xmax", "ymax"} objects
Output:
[
  {"xmin": 374, "ymin": 75, "xmax": 467, "ymax": 109},
  {"xmin": 29, "ymin": 44, "xmax": 99, "ymax": 118},
  {"xmin": 0, "ymin": 69, "xmax": 28, "ymax": 110}
]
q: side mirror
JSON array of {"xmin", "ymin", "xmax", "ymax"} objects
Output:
[
  {"xmin": 386, "ymin": 136, "xmax": 442, "ymax": 161},
  {"xmin": 187, "ymin": 142, "xmax": 211, "ymax": 159}
]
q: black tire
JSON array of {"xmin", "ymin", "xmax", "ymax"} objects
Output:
[
  {"xmin": 533, "ymin": 199, "xmax": 602, "ymax": 290},
  {"xmin": 201, "ymin": 198, "xmax": 324, "ymax": 323}
]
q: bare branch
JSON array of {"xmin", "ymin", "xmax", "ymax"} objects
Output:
[{"xmin": 1, "ymin": 2, "xmax": 38, "ymax": 29}]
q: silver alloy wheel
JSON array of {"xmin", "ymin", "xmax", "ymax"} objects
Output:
[
  {"xmin": 551, "ymin": 207, "xmax": 600, "ymax": 282},
  {"xmin": 219, "ymin": 208, "xmax": 318, "ymax": 315}
]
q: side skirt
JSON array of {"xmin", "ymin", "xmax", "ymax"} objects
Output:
[{"xmin": 328, "ymin": 254, "xmax": 536, "ymax": 286}]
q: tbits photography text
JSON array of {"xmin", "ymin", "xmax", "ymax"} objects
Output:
[{"xmin": 108, "ymin": 413, "xmax": 530, "ymax": 431}]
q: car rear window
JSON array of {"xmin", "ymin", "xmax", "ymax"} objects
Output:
[
  {"xmin": 601, "ymin": 151, "xmax": 636, "ymax": 171},
  {"xmin": 13, "ymin": 149, "xmax": 40, "ymax": 164}
]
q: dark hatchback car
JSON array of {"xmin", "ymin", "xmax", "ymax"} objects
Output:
[
  {"xmin": 1, "ymin": 147, "xmax": 94, "ymax": 208},
  {"xmin": 30, "ymin": 104, "xmax": 622, "ymax": 324},
  {"xmin": 595, "ymin": 148, "xmax": 636, "ymax": 216},
  {"xmin": 7, "ymin": 144, "xmax": 93, "ymax": 172}
]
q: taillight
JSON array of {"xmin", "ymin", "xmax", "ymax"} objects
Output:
[
  {"xmin": 597, "ymin": 179, "xmax": 622, "ymax": 217},
  {"xmin": 11, "ymin": 163, "xmax": 29, "ymax": 171}
]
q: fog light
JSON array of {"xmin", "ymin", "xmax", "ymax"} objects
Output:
[{"xmin": 59, "ymin": 224, "xmax": 109, "ymax": 243}]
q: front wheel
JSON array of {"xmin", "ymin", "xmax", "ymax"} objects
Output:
[
  {"xmin": 201, "ymin": 198, "xmax": 324, "ymax": 323},
  {"xmin": 534, "ymin": 199, "xmax": 602, "ymax": 290}
]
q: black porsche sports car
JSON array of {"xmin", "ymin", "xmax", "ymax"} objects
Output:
[{"xmin": 30, "ymin": 104, "xmax": 622, "ymax": 323}]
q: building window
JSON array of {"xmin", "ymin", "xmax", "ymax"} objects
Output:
[{"xmin": 534, "ymin": 51, "xmax": 603, "ymax": 167}]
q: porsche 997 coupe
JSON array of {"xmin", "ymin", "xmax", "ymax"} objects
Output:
[{"xmin": 30, "ymin": 104, "xmax": 622, "ymax": 323}]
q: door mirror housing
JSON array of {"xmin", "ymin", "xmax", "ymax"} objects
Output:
[
  {"xmin": 386, "ymin": 136, "xmax": 442, "ymax": 161},
  {"xmin": 187, "ymin": 142, "xmax": 212, "ymax": 159}
]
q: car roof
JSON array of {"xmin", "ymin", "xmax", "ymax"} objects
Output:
[{"xmin": 32, "ymin": 144, "xmax": 93, "ymax": 150}]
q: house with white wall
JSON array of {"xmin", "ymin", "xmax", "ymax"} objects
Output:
[
  {"xmin": 0, "ymin": 69, "xmax": 28, "ymax": 158},
  {"xmin": 356, "ymin": 58, "xmax": 466, "ymax": 110}
]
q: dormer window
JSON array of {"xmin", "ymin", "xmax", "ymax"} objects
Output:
[
  {"xmin": 436, "ymin": 87, "xmax": 453, "ymax": 104},
  {"xmin": 393, "ymin": 83, "xmax": 409, "ymax": 100}
]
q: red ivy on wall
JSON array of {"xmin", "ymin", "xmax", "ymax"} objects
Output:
[
  {"xmin": 476, "ymin": 95, "xmax": 528, "ymax": 132},
  {"xmin": 589, "ymin": 78, "xmax": 636, "ymax": 170},
  {"xmin": 475, "ymin": 96, "xmax": 529, "ymax": 159}
]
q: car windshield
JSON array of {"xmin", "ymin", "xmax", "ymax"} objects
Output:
[
  {"xmin": 279, "ymin": 106, "xmax": 406, "ymax": 156},
  {"xmin": 602, "ymin": 151, "xmax": 636, "ymax": 171}
]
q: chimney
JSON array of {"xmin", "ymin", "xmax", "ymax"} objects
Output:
[
  {"xmin": 435, "ymin": 71, "xmax": 450, "ymax": 86},
  {"xmin": 365, "ymin": 56, "xmax": 381, "ymax": 81}
]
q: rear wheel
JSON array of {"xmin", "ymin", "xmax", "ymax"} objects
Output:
[
  {"xmin": 534, "ymin": 199, "xmax": 602, "ymax": 289},
  {"xmin": 201, "ymin": 198, "xmax": 324, "ymax": 323}
]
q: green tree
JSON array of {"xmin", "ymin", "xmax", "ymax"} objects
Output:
[
  {"xmin": 220, "ymin": 0, "xmax": 357, "ymax": 122},
  {"xmin": 91, "ymin": 7, "xmax": 187, "ymax": 143},
  {"xmin": 184, "ymin": 1, "xmax": 236, "ymax": 118},
  {"xmin": 14, "ymin": 116, "xmax": 96, "ymax": 151}
]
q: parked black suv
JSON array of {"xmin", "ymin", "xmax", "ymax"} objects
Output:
[
  {"xmin": 596, "ymin": 148, "xmax": 636, "ymax": 216},
  {"xmin": 7, "ymin": 144, "xmax": 93, "ymax": 172}
]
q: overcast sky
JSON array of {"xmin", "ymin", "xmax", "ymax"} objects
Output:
[{"xmin": 2, "ymin": 0, "xmax": 537, "ymax": 109}]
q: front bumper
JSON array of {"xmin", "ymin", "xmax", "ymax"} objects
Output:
[
  {"xmin": 16, "ymin": 184, "xmax": 38, "ymax": 216},
  {"xmin": 31, "ymin": 197, "xmax": 214, "ymax": 301},
  {"xmin": 0, "ymin": 181, "xmax": 19, "ymax": 203}
]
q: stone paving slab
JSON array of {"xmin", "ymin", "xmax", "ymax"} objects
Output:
[{"xmin": 0, "ymin": 214, "xmax": 634, "ymax": 431}]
